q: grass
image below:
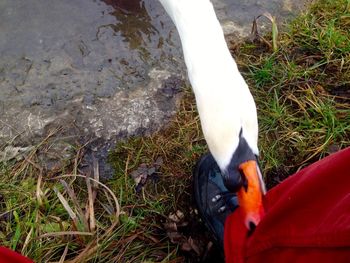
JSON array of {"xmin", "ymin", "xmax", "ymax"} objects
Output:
[
  {"xmin": 1, "ymin": 0, "xmax": 350, "ymax": 262},
  {"xmin": 234, "ymin": 0, "xmax": 350, "ymax": 185}
]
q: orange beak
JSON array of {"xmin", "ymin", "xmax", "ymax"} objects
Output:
[{"xmin": 237, "ymin": 160, "xmax": 265, "ymax": 231}]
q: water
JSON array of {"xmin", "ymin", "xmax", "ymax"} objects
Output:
[
  {"xmin": 0, "ymin": 0, "xmax": 181, "ymax": 107},
  {"xmin": 0, "ymin": 0, "xmax": 308, "ymax": 146}
]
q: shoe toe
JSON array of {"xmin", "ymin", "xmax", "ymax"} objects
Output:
[{"xmin": 194, "ymin": 153, "xmax": 238, "ymax": 247}]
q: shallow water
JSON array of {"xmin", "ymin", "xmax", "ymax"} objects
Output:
[
  {"xmin": 0, "ymin": 0, "xmax": 308, "ymax": 146},
  {"xmin": 0, "ymin": 0, "xmax": 181, "ymax": 107}
]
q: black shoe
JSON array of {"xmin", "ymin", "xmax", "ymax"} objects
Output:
[{"xmin": 193, "ymin": 153, "xmax": 239, "ymax": 248}]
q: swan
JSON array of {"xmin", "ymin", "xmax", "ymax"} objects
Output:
[{"xmin": 158, "ymin": 0, "xmax": 266, "ymax": 230}]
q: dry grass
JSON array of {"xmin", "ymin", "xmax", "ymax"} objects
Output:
[{"xmin": 0, "ymin": 91, "xmax": 206, "ymax": 263}]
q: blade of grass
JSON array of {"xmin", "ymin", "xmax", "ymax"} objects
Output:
[
  {"xmin": 54, "ymin": 187, "xmax": 78, "ymax": 228},
  {"xmin": 39, "ymin": 231, "xmax": 93, "ymax": 238},
  {"xmin": 60, "ymin": 179, "xmax": 89, "ymax": 232},
  {"xmin": 58, "ymin": 244, "xmax": 69, "ymax": 263},
  {"xmin": 85, "ymin": 176, "xmax": 96, "ymax": 232},
  {"xmin": 52, "ymin": 174, "xmax": 120, "ymax": 224}
]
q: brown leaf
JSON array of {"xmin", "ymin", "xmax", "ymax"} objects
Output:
[
  {"xmin": 167, "ymin": 231, "xmax": 183, "ymax": 243},
  {"xmin": 164, "ymin": 222, "xmax": 177, "ymax": 232},
  {"xmin": 181, "ymin": 241, "xmax": 192, "ymax": 252},
  {"xmin": 168, "ymin": 210, "xmax": 184, "ymax": 223},
  {"xmin": 154, "ymin": 156, "xmax": 163, "ymax": 167},
  {"xmin": 188, "ymin": 237, "xmax": 201, "ymax": 256}
]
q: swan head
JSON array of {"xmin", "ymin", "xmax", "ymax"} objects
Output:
[{"xmin": 213, "ymin": 130, "xmax": 266, "ymax": 231}]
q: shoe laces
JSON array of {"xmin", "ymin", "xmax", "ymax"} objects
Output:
[{"xmin": 211, "ymin": 191, "xmax": 236, "ymax": 213}]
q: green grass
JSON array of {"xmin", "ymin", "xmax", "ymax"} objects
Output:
[
  {"xmin": 1, "ymin": 0, "xmax": 350, "ymax": 261},
  {"xmin": 234, "ymin": 0, "xmax": 350, "ymax": 185}
]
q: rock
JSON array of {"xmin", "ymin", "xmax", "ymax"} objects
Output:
[{"xmin": 0, "ymin": 145, "xmax": 34, "ymax": 162}]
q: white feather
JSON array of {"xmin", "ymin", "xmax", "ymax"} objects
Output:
[{"xmin": 159, "ymin": 0, "xmax": 259, "ymax": 170}]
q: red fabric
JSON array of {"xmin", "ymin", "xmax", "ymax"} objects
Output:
[
  {"xmin": 0, "ymin": 247, "xmax": 33, "ymax": 263},
  {"xmin": 224, "ymin": 147, "xmax": 350, "ymax": 263}
]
